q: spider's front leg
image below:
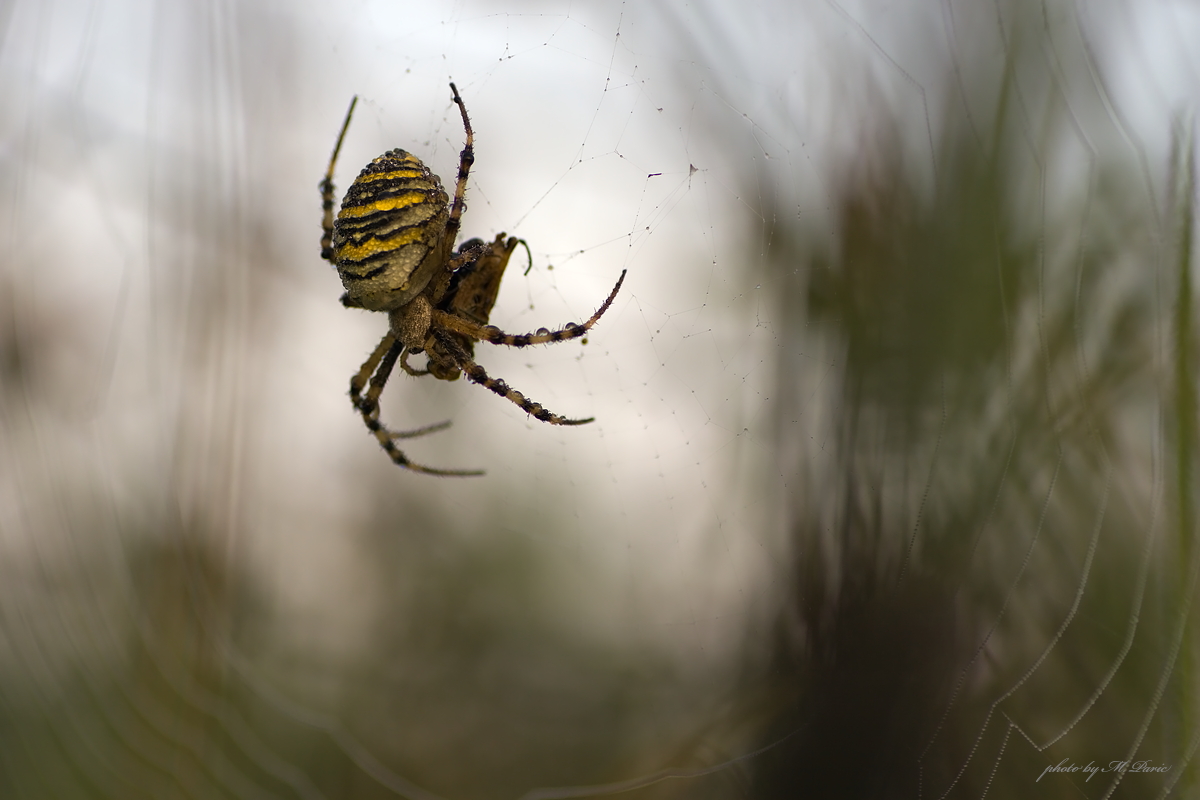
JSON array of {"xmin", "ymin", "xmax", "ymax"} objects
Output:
[
  {"xmin": 431, "ymin": 269, "xmax": 627, "ymax": 348},
  {"xmin": 431, "ymin": 330, "xmax": 594, "ymax": 426}
]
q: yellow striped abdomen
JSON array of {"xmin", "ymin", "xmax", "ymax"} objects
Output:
[{"xmin": 333, "ymin": 149, "xmax": 450, "ymax": 311}]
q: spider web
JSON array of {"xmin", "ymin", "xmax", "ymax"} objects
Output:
[{"xmin": 1, "ymin": 0, "xmax": 1198, "ymax": 798}]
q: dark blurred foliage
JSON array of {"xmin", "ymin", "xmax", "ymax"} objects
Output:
[
  {"xmin": 0, "ymin": 514, "xmax": 710, "ymax": 800},
  {"xmin": 747, "ymin": 11, "xmax": 1195, "ymax": 800}
]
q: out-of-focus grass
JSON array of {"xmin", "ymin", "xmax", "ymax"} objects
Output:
[{"xmin": 746, "ymin": 11, "xmax": 1196, "ymax": 800}]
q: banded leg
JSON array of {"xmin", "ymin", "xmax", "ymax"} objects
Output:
[
  {"xmin": 350, "ymin": 332, "xmax": 394, "ymax": 412},
  {"xmin": 431, "ymin": 269, "xmax": 626, "ymax": 348},
  {"xmin": 444, "ymin": 82, "xmax": 475, "ymax": 247},
  {"xmin": 352, "ymin": 336, "xmax": 476, "ymax": 476},
  {"xmin": 432, "ymin": 330, "xmax": 594, "ymax": 426},
  {"xmin": 320, "ymin": 96, "xmax": 358, "ymax": 263},
  {"xmin": 354, "ymin": 336, "xmax": 452, "ymax": 437},
  {"xmin": 348, "ymin": 335, "xmax": 468, "ymax": 472}
]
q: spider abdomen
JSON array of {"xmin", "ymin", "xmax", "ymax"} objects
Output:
[{"xmin": 333, "ymin": 149, "xmax": 450, "ymax": 312}]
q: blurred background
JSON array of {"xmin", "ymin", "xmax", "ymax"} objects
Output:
[{"xmin": 1, "ymin": 0, "xmax": 1198, "ymax": 797}]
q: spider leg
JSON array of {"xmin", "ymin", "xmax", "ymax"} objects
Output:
[
  {"xmin": 444, "ymin": 82, "xmax": 475, "ymax": 248},
  {"xmin": 320, "ymin": 96, "xmax": 357, "ymax": 263},
  {"xmin": 432, "ymin": 330, "xmax": 594, "ymax": 426},
  {"xmin": 399, "ymin": 347, "xmax": 431, "ymax": 377},
  {"xmin": 430, "ymin": 269, "xmax": 626, "ymax": 348},
  {"xmin": 423, "ymin": 239, "xmax": 489, "ymax": 308},
  {"xmin": 354, "ymin": 337, "xmax": 452, "ymax": 438},
  {"xmin": 351, "ymin": 335, "xmax": 480, "ymax": 475},
  {"xmin": 350, "ymin": 331, "xmax": 393, "ymax": 408},
  {"xmin": 449, "ymin": 237, "xmax": 490, "ymax": 270}
]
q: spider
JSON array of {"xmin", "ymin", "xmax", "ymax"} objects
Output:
[{"xmin": 319, "ymin": 83, "xmax": 626, "ymax": 476}]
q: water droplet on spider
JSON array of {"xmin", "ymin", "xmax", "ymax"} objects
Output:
[{"xmin": 537, "ymin": 327, "xmax": 550, "ymax": 336}]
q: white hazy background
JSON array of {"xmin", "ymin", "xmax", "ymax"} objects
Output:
[{"xmin": 3, "ymin": 1, "xmax": 1200, "ymax": 798}]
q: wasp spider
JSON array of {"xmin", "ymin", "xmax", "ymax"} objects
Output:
[{"xmin": 320, "ymin": 83, "xmax": 626, "ymax": 476}]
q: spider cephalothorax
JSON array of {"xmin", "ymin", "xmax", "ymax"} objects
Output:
[{"xmin": 319, "ymin": 83, "xmax": 625, "ymax": 475}]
